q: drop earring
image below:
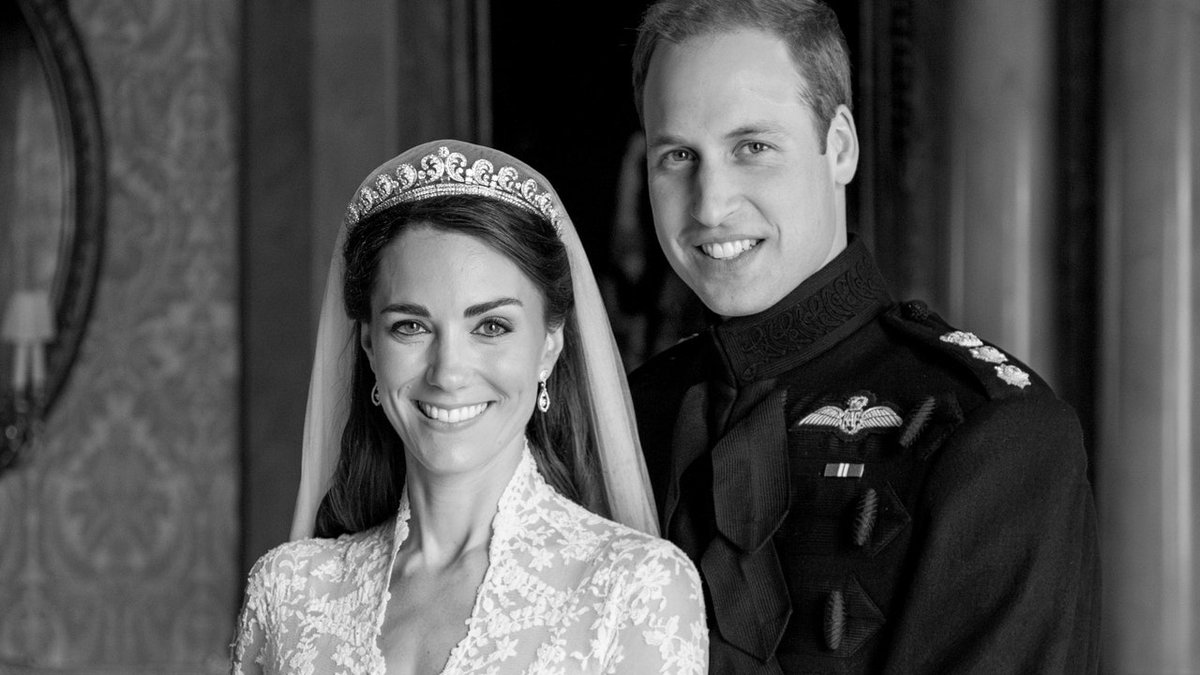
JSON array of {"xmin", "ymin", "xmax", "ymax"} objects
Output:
[{"xmin": 537, "ymin": 370, "xmax": 551, "ymax": 413}]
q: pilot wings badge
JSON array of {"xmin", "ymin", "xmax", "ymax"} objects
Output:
[{"xmin": 797, "ymin": 394, "xmax": 904, "ymax": 439}]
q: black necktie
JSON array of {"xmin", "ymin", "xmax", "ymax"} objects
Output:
[{"xmin": 701, "ymin": 379, "xmax": 793, "ymax": 661}]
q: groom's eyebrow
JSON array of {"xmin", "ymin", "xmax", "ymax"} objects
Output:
[
  {"xmin": 380, "ymin": 303, "xmax": 429, "ymax": 317},
  {"xmin": 465, "ymin": 298, "xmax": 522, "ymax": 317}
]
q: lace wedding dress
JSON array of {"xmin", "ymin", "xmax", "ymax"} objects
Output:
[{"xmin": 231, "ymin": 447, "xmax": 708, "ymax": 674}]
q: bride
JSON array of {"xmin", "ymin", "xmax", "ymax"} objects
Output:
[{"xmin": 230, "ymin": 140, "xmax": 708, "ymax": 674}]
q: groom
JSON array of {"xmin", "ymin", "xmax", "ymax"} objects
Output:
[{"xmin": 627, "ymin": 0, "xmax": 1101, "ymax": 672}]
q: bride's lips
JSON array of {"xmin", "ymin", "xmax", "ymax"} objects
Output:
[{"xmin": 416, "ymin": 401, "xmax": 490, "ymax": 424}]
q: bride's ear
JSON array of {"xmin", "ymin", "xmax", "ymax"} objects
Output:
[
  {"xmin": 359, "ymin": 322, "xmax": 377, "ymax": 370},
  {"xmin": 540, "ymin": 324, "xmax": 565, "ymax": 375}
]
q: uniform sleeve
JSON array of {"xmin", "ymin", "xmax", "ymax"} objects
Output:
[
  {"xmin": 607, "ymin": 541, "xmax": 710, "ymax": 674},
  {"xmin": 884, "ymin": 395, "xmax": 1100, "ymax": 673},
  {"xmin": 229, "ymin": 557, "xmax": 272, "ymax": 675}
]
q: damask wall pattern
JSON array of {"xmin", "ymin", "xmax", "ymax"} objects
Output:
[{"xmin": 0, "ymin": 1, "xmax": 238, "ymax": 672}]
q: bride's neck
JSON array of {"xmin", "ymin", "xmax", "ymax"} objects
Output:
[{"xmin": 401, "ymin": 450, "xmax": 523, "ymax": 569}]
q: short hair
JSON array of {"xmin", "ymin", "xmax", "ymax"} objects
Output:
[
  {"xmin": 315, "ymin": 194, "xmax": 608, "ymax": 537},
  {"xmin": 632, "ymin": 0, "xmax": 852, "ymax": 148}
]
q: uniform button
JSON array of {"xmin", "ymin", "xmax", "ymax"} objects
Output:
[
  {"xmin": 824, "ymin": 589, "xmax": 846, "ymax": 651},
  {"xmin": 853, "ymin": 488, "xmax": 879, "ymax": 547}
]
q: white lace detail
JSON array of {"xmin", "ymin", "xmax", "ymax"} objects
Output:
[{"xmin": 231, "ymin": 448, "xmax": 708, "ymax": 674}]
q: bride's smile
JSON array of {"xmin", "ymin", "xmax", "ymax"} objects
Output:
[
  {"xmin": 361, "ymin": 224, "xmax": 563, "ymax": 478},
  {"xmin": 416, "ymin": 401, "xmax": 490, "ymax": 424}
]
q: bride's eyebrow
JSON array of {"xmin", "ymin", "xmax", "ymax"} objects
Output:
[
  {"xmin": 380, "ymin": 302, "xmax": 428, "ymax": 317},
  {"xmin": 465, "ymin": 298, "xmax": 522, "ymax": 317}
]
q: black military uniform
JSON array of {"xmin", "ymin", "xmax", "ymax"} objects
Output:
[{"xmin": 630, "ymin": 237, "xmax": 1100, "ymax": 673}]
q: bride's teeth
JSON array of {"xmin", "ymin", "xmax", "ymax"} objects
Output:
[
  {"xmin": 419, "ymin": 402, "xmax": 487, "ymax": 423},
  {"xmin": 701, "ymin": 239, "xmax": 757, "ymax": 260}
]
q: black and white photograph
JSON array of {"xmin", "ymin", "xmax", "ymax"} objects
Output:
[{"xmin": 0, "ymin": 0, "xmax": 1195, "ymax": 673}]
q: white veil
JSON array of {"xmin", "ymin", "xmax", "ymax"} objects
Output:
[{"xmin": 289, "ymin": 139, "xmax": 659, "ymax": 539}]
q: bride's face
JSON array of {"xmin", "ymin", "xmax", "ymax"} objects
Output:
[{"xmin": 360, "ymin": 225, "xmax": 563, "ymax": 480}]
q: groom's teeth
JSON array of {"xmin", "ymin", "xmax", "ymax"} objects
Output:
[
  {"xmin": 419, "ymin": 402, "xmax": 488, "ymax": 423},
  {"xmin": 701, "ymin": 239, "xmax": 758, "ymax": 260}
]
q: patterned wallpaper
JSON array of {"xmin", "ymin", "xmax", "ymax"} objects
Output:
[{"xmin": 0, "ymin": 1, "xmax": 238, "ymax": 672}]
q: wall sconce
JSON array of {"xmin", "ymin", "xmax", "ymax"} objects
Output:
[{"xmin": 1, "ymin": 289, "xmax": 55, "ymax": 472}]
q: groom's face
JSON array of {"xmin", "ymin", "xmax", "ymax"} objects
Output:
[{"xmin": 642, "ymin": 28, "xmax": 848, "ymax": 317}]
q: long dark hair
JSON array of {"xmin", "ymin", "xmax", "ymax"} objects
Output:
[{"xmin": 313, "ymin": 194, "xmax": 609, "ymax": 538}]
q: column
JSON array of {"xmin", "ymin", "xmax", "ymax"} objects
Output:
[
  {"xmin": 1099, "ymin": 0, "xmax": 1200, "ymax": 672},
  {"xmin": 944, "ymin": 0, "xmax": 1058, "ymax": 383}
]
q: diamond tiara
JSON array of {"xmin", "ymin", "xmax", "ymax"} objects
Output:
[{"xmin": 345, "ymin": 146, "xmax": 563, "ymax": 234}]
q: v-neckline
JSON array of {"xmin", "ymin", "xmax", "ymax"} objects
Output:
[{"xmin": 371, "ymin": 446, "xmax": 535, "ymax": 674}]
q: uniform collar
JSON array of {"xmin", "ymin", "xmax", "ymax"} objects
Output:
[{"xmin": 710, "ymin": 236, "xmax": 893, "ymax": 385}]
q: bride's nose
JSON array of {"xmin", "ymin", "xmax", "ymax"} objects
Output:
[{"xmin": 425, "ymin": 334, "xmax": 472, "ymax": 390}]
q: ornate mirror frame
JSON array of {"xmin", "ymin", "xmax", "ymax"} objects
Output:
[{"xmin": 1, "ymin": 0, "xmax": 105, "ymax": 473}]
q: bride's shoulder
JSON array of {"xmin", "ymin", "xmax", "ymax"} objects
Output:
[
  {"xmin": 246, "ymin": 521, "xmax": 394, "ymax": 588},
  {"xmin": 597, "ymin": 516, "xmax": 696, "ymax": 578},
  {"xmin": 546, "ymin": 492, "xmax": 696, "ymax": 578},
  {"xmin": 565, "ymin": 506, "xmax": 705, "ymax": 625}
]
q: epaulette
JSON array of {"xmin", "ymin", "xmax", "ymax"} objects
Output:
[{"xmin": 879, "ymin": 300, "xmax": 1045, "ymax": 400}]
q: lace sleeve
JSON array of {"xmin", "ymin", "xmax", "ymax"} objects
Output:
[
  {"xmin": 607, "ymin": 541, "xmax": 709, "ymax": 674},
  {"xmin": 229, "ymin": 556, "xmax": 271, "ymax": 675}
]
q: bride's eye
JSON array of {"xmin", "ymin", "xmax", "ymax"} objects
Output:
[
  {"xmin": 390, "ymin": 320, "xmax": 427, "ymax": 336},
  {"xmin": 474, "ymin": 318, "xmax": 511, "ymax": 338}
]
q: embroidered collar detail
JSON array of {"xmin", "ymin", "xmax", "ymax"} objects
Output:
[{"xmin": 711, "ymin": 237, "xmax": 892, "ymax": 384}]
